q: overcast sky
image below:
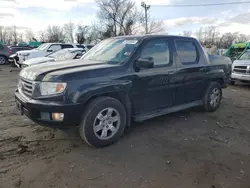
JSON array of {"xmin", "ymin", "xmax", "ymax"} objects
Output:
[{"xmin": 1, "ymin": 0, "xmax": 250, "ymax": 37}]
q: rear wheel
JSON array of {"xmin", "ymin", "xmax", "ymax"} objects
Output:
[
  {"xmin": 230, "ymin": 80, "xmax": 235, "ymax": 85},
  {"xmin": 0, "ymin": 56, "xmax": 7, "ymax": 65},
  {"xmin": 79, "ymin": 97, "xmax": 126, "ymax": 147},
  {"xmin": 203, "ymin": 82, "xmax": 222, "ymax": 112}
]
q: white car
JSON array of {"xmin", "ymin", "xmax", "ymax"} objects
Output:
[
  {"xmin": 16, "ymin": 43, "xmax": 86, "ymax": 65},
  {"xmin": 231, "ymin": 49, "xmax": 250, "ymax": 85},
  {"xmin": 21, "ymin": 48, "xmax": 84, "ymax": 68}
]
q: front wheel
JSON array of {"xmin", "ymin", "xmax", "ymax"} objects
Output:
[
  {"xmin": 79, "ymin": 97, "xmax": 126, "ymax": 147},
  {"xmin": 230, "ymin": 80, "xmax": 235, "ymax": 85},
  {"xmin": 203, "ymin": 82, "xmax": 222, "ymax": 112},
  {"xmin": 0, "ymin": 56, "xmax": 7, "ymax": 65}
]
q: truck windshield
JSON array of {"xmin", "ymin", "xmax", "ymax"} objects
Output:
[
  {"xmin": 239, "ymin": 50, "xmax": 250, "ymax": 60},
  {"xmin": 81, "ymin": 38, "xmax": 140, "ymax": 64},
  {"xmin": 37, "ymin": 44, "xmax": 49, "ymax": 51},
  {"xmin": 47, "ymin": 49, "xmax": 81, "ymax": 60}
]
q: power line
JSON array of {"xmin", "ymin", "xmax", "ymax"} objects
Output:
[{"xmin": 151, "ymin": 1, "xmax": 250, "ymax": 7}]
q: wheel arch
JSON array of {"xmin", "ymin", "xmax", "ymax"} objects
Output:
[{"xmin": 82, "ymin": 91, "xmax": 132, "ymax": 127}]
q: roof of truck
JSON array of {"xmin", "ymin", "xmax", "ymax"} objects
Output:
[{"xmin": 114, "ymin": 34, "xmax": 195, "ymax": 40}]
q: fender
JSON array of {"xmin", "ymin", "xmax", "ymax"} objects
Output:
[
  {"xmin": 206, "ymin": 67, "xmax": 228, "ymax": 87},
  {"xmin": 73, "ymin": 80, "xmax": 132, "ymax": 127}
]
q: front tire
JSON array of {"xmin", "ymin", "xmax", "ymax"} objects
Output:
[
  {"xmin": 230, "ymin": 80, "xmax": 235, "ymax": 85},
  {"xmin": 79, "ymin": 97, "xmax": 126, "ymax": 147},
  {"xmin": 203, "ymin": 82, "xmax": 222, "ymax": 112},
  {"xmin": 0, "ymin": 56, "xmax": 7, "ymax": 65}
]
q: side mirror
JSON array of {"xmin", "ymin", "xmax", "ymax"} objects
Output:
[
  {"xmin": 47, "ymin": 49, "xmax": 53, "ymax": 52},
  {"xmin": 136, "ymin": 57, "xmax": 154, "ymax": 69},
  {"xmin": 75, "ymin": 54, "xmax": 83, "ymax": 59}
]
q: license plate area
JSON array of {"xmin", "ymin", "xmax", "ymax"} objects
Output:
[{"xmin": 16, "ymin": 100, "xmax": 24, "ymax": 115}]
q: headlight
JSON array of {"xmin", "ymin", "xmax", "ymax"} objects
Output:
[{"xmin": 39, "ymin": 82, "xmax": 67, "ymax": 96}]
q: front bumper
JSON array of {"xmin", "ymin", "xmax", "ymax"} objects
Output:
[
  {"xmin": 8, "ymin": 55, "xmax": 20, "ymax": 68},
  {"xmin": 15, "ymin": 89, "xmax": 83, "ymax": 128},
  {"xmin": 231, "ymin": 72, "xmax": 250, "ymax": 81}
]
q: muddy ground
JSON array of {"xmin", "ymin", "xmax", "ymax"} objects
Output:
[{"xmin": 1, "ymin": 65, "xmax": 250, "ymax": 188}]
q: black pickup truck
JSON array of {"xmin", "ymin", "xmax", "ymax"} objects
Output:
[{"xmin": 15, "ymin": 35, "xmax": 232, "ymax": 147}]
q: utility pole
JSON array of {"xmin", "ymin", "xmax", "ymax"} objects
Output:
[{"xmin": 141, "ymin": 2, "xmax": 150, "ymax": 34}]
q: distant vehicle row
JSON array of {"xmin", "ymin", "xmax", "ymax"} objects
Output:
[{"xmin": 0, "ymin": 43, "xmax": 94, "ymax": 65}]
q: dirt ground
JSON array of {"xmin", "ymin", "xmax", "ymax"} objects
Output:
[{"xmin": 1, "ymin": 65, "xmax": 250, "ymax": 188}]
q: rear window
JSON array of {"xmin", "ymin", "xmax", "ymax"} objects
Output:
[
  {"xmin": 61, "ymin": 44, "xmax": 74, "ymax": 49},
  {"xmin": 175, "ymin": 41, "xmax": 198, "ymax": 65},
  {"xmin": 76, "ymin": 45, "xmax": 84, "ymax": 48},
  {"xmin": 87, "ymin": 45, "xmax": 94, "ymax": 49}
]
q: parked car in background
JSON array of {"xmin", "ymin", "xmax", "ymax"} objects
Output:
[
  {"xmin": 0, "ymin": 44, "xmax": 9, "ymax": 64},
  {"xmin": 21, "ymin": 48, "xmax": 84, "ymax": 68},
  {"xmin": 80, "ymin": 44, "xmax": 95, "ymax": 51},
  {"xmin": 15, "ymin": 35, "xmax": 231, "ymax": 147},
  {"xmin": 8, "ymin": 46, "xmax": 32, "ymax": 67},
  {"xmin": 15, "ymin": 43, "xmax": 84, "ymax": 65},
  {"xmin": 9, "ymin": 46, "xmax": 32, "ymax": 55},
  {"xmin": 230, "ymin": 49, "xmax": 250, "ymax": 85}
]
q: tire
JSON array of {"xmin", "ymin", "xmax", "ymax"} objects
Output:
[
  {"xmin": 79, "ymin": 97, "xmax": 126, "ymax": 147},
  {"xmin": 0, "ymin": 56, "xmax": 7, "ymax": 65},
  {"xmin": 230, "ymin": 80, "xmax": 235, "ymax": 85},
  {"xmin": 203, "ymin": 82, "xmax": 222, "ymax": 112}
]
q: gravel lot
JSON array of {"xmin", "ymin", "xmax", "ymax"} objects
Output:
[{"xmin": 1, "ymin": 65, "xmax": 250, "ymax": 188}]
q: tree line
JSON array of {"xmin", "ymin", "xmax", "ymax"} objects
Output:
[
  {"xmin": 1, "ymin": 0, "xmax": 250, "ymax": 47},
  {"xmin": 182, "ymin": 26, "xmax": 250, "ymax": 49},
  {"xmin": 0, "ymin": 0, "xmax": 164, "ymax": 45}
]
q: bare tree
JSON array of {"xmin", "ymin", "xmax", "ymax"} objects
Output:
[
  {"xmin": 75, "ymin": 24, "xmax": 89, "ymax": 44},
  {"xmin": 46, "ymin": 25, "xmax": 65, "ymax": 43},
  {"xmin": 235, "ymin": 33, "xmax": 248, "ymax": 43},
  {"xmin": 195, "ymin": 27, "xmax": 203, "ymax": 41},
  {"xmin": 25, "ymin": 29, "xmax": 35, "ymax": 41},
  {"xmin": 182, "ymin": 30, "xmax": 192, "ymax": 37},
  {"xmin": 96, "ymin": 0, "xmax": 138, "ymax": 36},
  {"xmin": 39, "ymin": 30, "xmax": 47, "ymax": 42},
  {"xmin": 12, "ymin": 26, "xmax": 18, "ymax": 45},
  {"xmin": 139, "ymin": 10, "xmax": 165, "ymax": 34},
  {"xmin": 64, "ymin": 22, "xmax": 75, "ymax": 43},
  {"xmin": 18, "ymin": 33, "xmax": 24, "ymax": 42}
]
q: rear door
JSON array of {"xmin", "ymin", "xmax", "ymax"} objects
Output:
[
  {"xmin": 131, "ymin": 38, "xmax": 178, "ymax": 114},
  {"xmin": 174, "ymin": 39, "xmax": 207, "ymax": 105}
]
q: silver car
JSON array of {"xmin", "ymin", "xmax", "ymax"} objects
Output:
[{"xmin": 231, "ymin": 50, "xmax": 250, "ymax": 85}]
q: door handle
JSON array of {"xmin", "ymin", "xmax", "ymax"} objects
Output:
[{"xmin": 199, "ymin": 67, "xmax": 205, "ymax": 71}]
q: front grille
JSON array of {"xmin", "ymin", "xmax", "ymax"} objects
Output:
[
  {"xmin": 233, "ymin": 66, "xmax": 248, "ymax": 74},
  {"xmin": 235, "ymin": 66, "xmax": 247, "ymax": 69},
  {"xmin": 20, "ymin": 78, "xmax": 33, "ymax": 97}
]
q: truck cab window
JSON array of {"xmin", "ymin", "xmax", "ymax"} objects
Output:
[
  {"xmin": 48, "ymin": 45, "xmax": 61, "ymax": 52},
  {"xmin": 176, "ymin": 41, "xmax": 198, "ymax": 65},
  {"xmin": 140, "ymin": 40, "xmax": 170, "ymax": 67},
  {"xmin": 61, "ymin": 44, "xmax": 74, "ymax": 49}
]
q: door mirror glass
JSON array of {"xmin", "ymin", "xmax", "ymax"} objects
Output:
[
  {"xmin": 47, "ymin": 49, "xmax": 53, "ymax": 52},
  {"xmin": 75, "ymin": 53, "xmax": 83, "ymax": 59},
  {"xmin": 136, "ymin": 57, "xmax": 154, "ymax": 69}
]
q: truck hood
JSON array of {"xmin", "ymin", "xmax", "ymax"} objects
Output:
[
  {"xmin": 18, "ymin": 49, "xmax": 39, "ymax": 54},
  {"xmin": 18, "ymin": 49, "xmax": 47, "ymax": 60},
  {"xmin": 23, "ymin": 57, "xmax": 54, "ymax": 66},
  {"xmin": 20, "ymin": 59, "xmax": 118, "ymax": 81},
  {"xmin": 233, "ymin": 59, "xmax": 250, "ymax": 66}
]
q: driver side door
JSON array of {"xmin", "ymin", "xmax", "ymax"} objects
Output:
[{"xmin": 131, "ymin": 38, "xmax": 177, "ymax": 115}]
